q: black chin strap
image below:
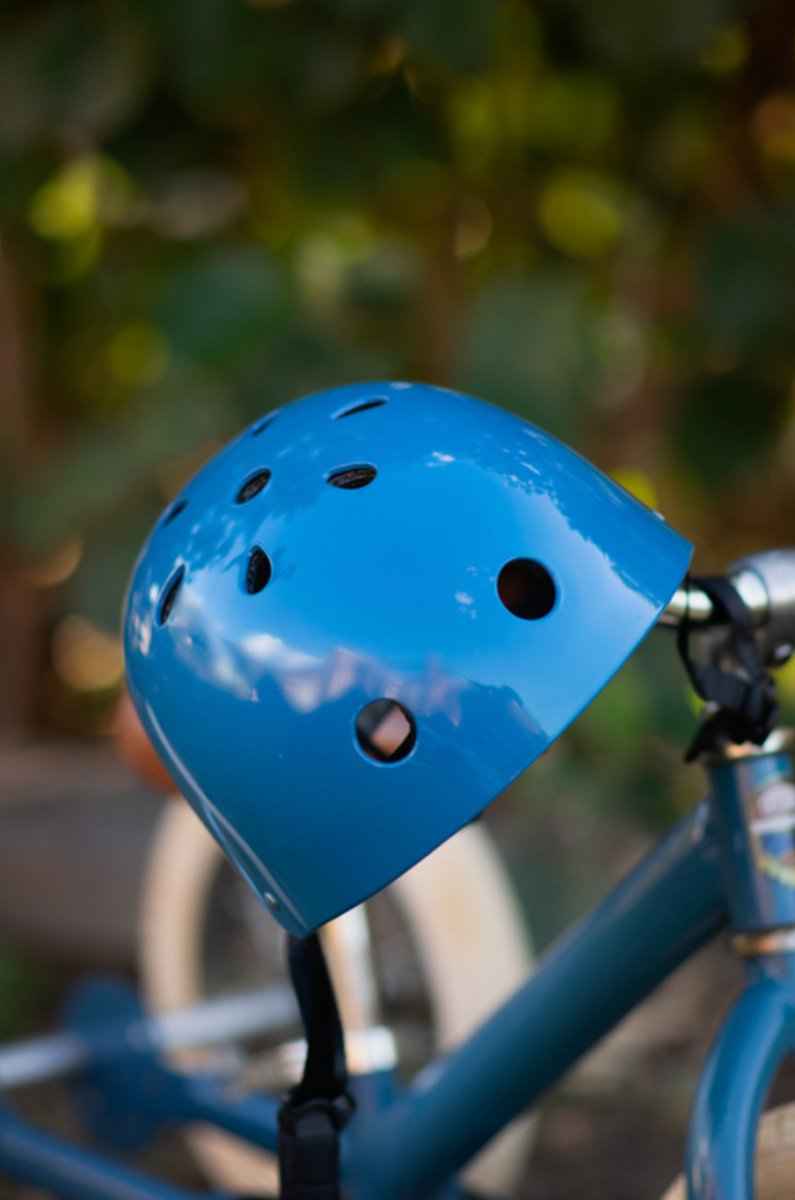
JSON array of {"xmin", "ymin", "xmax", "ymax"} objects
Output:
[
  {"xmin": 678, "ymin": 575, "xmax": 778, "ymax": 762},
  {"xmin": 278, "ymin": 933, "xmax": 355, "ymax": 1200}
]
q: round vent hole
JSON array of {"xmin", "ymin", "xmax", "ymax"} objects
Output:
[
  {"xmin": 356, "ymin": 700, "xmax": 416, "ymax": 763},
  {"xmin": 158, "ymin": 566, "xmax": 185, "ymax": 625},
  {"xmin": 327, "ymin": 464, "xmax": 377, "ymax": 490},
  {"xmin": 236, "ymin": 469, "xmax": 272, "ymax": 504},
  {"xmin": 162, "ymin": 498, "xmax": 187, "ymax": 526},
  {"xmin": 498, "ymin": 559, "xmax": 556, "ymax": 620},
  {"xmin": 334, "ymin": 398, "xmax": 386, "ymax": 420},
  {"xmin": 246, "ymin": 547, "xmax": 272, "ymax": 594}
]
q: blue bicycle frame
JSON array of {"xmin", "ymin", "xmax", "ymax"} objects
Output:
[{"xmin": 1, "ymin": 731, "xmax": 794, "ymax": 1200}]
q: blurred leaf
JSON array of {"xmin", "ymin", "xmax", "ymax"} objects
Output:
[
  {"xmin": 455, "ymin": 271, "xmax": 600, "ymax": 437},
  {"xmin": 0, "ymin": 8, "xmax": 154, "ymax": 153},
  {"xmin": 346, "ymin": 237, "xmax": 419, "ymax": 309},
  {"xmin": 151, "ymin": 0, "xmax": 371, "ymax": 117},
  {"xmin": 145, "ymin": 0, "xmax": 276, "ymax": 107},
  {"xmin": 29, "ymin": 156, "xmax": 138, "ymax": 240},
  {"xmin": 538, "ymin": 167, "xmax": 626, "ymax": 259},
  {"xmin": 301, "ymin": 81, "xmax": 442, "ymax": 193},
  {"xmin": 552, "ymin": 0, "xmax": 736, "ymax": 80},
  {"xmin": 399, "ymin": 0, "xmax": 499, "ymax": 73},
  {"xmin": 9, "ymin": 385, "xmax": 230, "ymax": 555},
  {"xmin": 702, "ymin": 211, "xmax": 795, "ymax": 352},
  {"xmin": 154, "ymin": 246, "xmax": 288, "ymax": 368},
  {"xmin": 673, "ymin": 366, "xmax": 787, "ymax": 489},
  {"xmin": 524, "ymin": 71, "xmax": 620, "ymax": 156},
  {"xmin": 62, "ymin": 505, "xmax": 165, "ymax": 632},
  {"xmin": 578, "ymin": 660, "xmax": 654, "ymax": 757},
  {"xmin": 234, "ymin": 319, "xmax": 400, "ymax": 421}
]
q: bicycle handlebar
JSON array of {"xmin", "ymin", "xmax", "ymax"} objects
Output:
[{"xmin": 660, "ymin": 549, "xmax": 795, "ymax": 662}]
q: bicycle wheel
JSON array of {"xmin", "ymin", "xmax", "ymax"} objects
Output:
[
  {"xmin": 139, "ymin": 798, "xmax": 536, "ymax": 1198},
  {"xmin": 661, "ymin": 1104, "xmax": 795, "ymax": 1199}
]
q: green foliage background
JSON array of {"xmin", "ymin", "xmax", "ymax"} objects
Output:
[{"xmin": 2, "ymin": 0, "xmax": 795, "ymax": 827}]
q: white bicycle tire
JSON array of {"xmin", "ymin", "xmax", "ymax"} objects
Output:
[{"xmin": 139, "ymin": 798, "xmax": 536, "ymax": 1198}]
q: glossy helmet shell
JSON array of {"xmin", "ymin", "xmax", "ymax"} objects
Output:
[{"xmin": 124, "ymin": 382, "xmax": 691, "ymax": 935}]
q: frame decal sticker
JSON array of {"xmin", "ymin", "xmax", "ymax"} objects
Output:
[{"xmin": 749, "ymin": 775, "xmax": 795, "ymax": 889}]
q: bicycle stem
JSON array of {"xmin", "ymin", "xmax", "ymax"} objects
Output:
[{"xmin": 660, "ymin": 548, "xmax": 795, "ymax": 663}]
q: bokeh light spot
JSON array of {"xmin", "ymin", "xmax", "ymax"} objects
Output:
[
  {"xmin": 25, "ymin": 539, "xmax": 83, "ymax": 589},
  {"xmin": 753, "ymin": 93, "xmax": 795, "ymax": 167},
  {"xmin": 611, "ymin": 468, "xmax": 659, "ymax": 512},
  {"xmin": 52, "ymin": 616, "xmax": 124, "ymax": 693},
  {"xmin": 699, "ymin": 23, "xmax": 748, "ymax": 76},
  {"xmin": 538, "ymin": 169, "xmax": 624, "ymax": 260},
  {"xmin": 29, "ymin": 156, "xmax": 135, "ymax": 241}
]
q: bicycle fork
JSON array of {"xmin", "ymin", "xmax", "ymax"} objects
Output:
[{"xmin": 688, "ymin": 731, "xmax": 795, "ymax": 1200}]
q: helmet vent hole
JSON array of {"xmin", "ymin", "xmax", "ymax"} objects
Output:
[
  {"xmin": 158, "ymin": 565, "xmax": 185, "ymax": 625},
  {"xmin": 252, "ymin": 413, "xmax": 278, "ymax": 437},
  {"xmin": 236, "ymin": 469, "xmax": 272, "ymax": 504},
  {"xmin": 162, "ymin": 498, "xmax": 187, "ymax": 526},
  {"xmin": 327, "ymin": 464, "xmax": 377, "ymax": 490},
  {"xmin": 356, "ymin": 700, "xmax": 416, "ymax": 763},
  {"xmin": 245, "ymin": 547, "xmax": 272, "ymax": 594},
  {"xmin": 498, "ymin": 559, "xmax": 556, "ymax": 620},
  {"xmin": 334, "ymin": 398, "xmax": 386, "ymax": 420}
]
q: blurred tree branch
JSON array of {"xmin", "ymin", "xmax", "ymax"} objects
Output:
[{"xmin": 0, "ymin": 229, "xmax": 46, "ymax": 729}]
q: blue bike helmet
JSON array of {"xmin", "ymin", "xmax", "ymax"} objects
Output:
[{"xmin": 124, "ymin": 382, "xmax": 691, "ymax": 936}]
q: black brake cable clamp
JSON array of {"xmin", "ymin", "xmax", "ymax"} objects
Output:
[{"xmin": 678, "ymin": 574, "xmax": 779, "ymax": 762}]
